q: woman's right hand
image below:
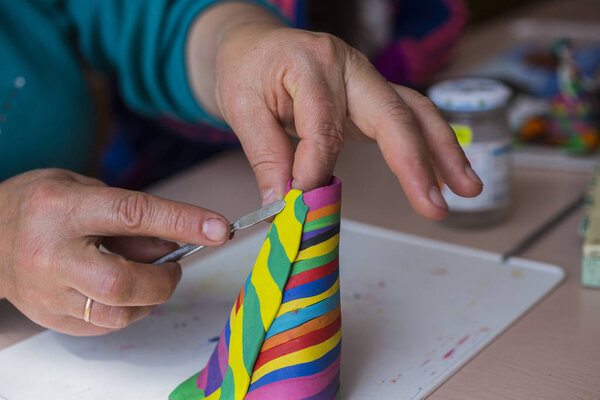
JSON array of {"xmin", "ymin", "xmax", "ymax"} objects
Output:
[{"xmin": 0, "ymin": 169, "xmax": 230, "ymax": 336}]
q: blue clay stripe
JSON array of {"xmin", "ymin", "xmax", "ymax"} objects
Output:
[
  {"xmin": 224, "ymin": 316, "xmax": 231, "ymax": 347},
  {"xmin": 265, "ymin": 292, "xmax": 340, "ymax": 339},
  {"xmin": 281, "ymin": 271, "xmax": 338, "ymax": 302},
  {"xmin": 247, "ymin": 342, "xmax": 341, "ymax": 392}
]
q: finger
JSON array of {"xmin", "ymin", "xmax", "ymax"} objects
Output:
[
  {"xmin": 344, "ymin": 53, "xmax": 448, "ymax": 220},
  {"xmin": 74, "ymin": 187, "xmax": 231, "ymax": 245},
  {"xmin": 392, "ymin": 85, "xmax": 483, "ymax": 197},
  {"xmin": 283, "ymin": 63, "xmax": 346, "ymax": 191},
  {"xmin": 22, "ymin": 308, "xmax": 115, "ymax": 336},
  {"xmin": 102, "ymin": 236, "xmax": 180, "ymax": 263},
  {"xmin": 226, "ymin": 99, "xmax": 295, "ymax": 206},
  {"xmin": 63, "ymin": 289, "xmax": 155, "ymax": 330},
  {"xmin": 66, "ymin": 248, "xmax": 182, "ymax": 307},
  {"xmin": 57, "ymin": 316, "xmax": 120, "ymax": 336}
]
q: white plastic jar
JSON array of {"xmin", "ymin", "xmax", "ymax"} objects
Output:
[{"xmin": 428, "ymin": 78, "xmax": 513, "ymax": 228}]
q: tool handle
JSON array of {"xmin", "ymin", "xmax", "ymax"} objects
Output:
[{"xmin": 152, "ymin": 243, "xmax": 205, "ymax": 264}]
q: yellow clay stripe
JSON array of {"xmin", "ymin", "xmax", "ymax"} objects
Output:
[
  {"xmin": 226, "ymin": 302, "xmax": 251, "ymax": 400},
  {"xmin": 296, "ymin": 234, "xmax": 340, "ymax": 261},
  {"xmin": 276, "ymin": 277, "xmax": 340, "ymax": 317},
  {"xmin": 250, "ymin": 239, "xmax": 284, "ymax": 330},
  {"xmin": 274, "ymin": 190, "xmax": 304, "ymax": 261},
  {"xmin": 250, "ymin": 329, "xmax": 342, "ymax": 384},
  {"xmin": 204, "ymin": 387, "xmax": 221, "ymax": 400}
]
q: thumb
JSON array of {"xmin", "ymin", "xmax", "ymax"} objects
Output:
[
  {"xmin": 76, "ymin": 187, "xmax": 231, "ymax": 245},
  {"xmin": 229, "ymin": 109, "xmax": 295, "ymax": 206}
]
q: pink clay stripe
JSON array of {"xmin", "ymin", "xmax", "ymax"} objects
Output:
[
  {"xmin": 244, "ymin": 355, "xmax": 341, "ymax": 400},
  {"xmin": 286, "ymin": 177, "xmax": 342, "ymax": 210},
  {"xmin": 196, "ymin": 359, "xmax": 209, "ymax": 390}
]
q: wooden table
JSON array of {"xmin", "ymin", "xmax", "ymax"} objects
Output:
[{"xmin": 2, "ymin": 0, "xmax": 599, "ymax": 398}]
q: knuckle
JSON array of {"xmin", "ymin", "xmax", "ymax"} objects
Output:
[
  {"xmin": 23, "ymin": 180, "xmax": 66, "ymax": 215},
  {"xmin": 113, "ymin": 193, "xmax": 151, "ymax": 232},
  {"xmin": 31, "ymin": 168, "xmax": 72, "ymax": 181},
  {"xmin": 112, "ymin": 307, "xmax": 135, "ymax": 329},
  {"xmin": 169, "ymin": 208, "xmax": 201, "ymax": 238},
  {"xmin": 414, "ymin": 94, "xmax": 440, "ymax": 114},
  {"xmin": 251, "ymin": 158, "xmax": 288, "ymax": 179},
  {"xmin": 100, "ymin": 268, "xmax": 132, "ymax": 304},
  {"xmin": 375, "ymin": 100, "xmax": 417, "ymax": 133},
  {"xmin": 311, "ymin": 122, "xmax": 345, "ymax": 155},
  {"xmin": 155, "ymin": 281, "xmax": 176, "ymax": 303},
  {"xmin": 311, "ymin": 34, "xmax": 341, "ymax": 63},
  {"xmin": 345, "ymin": 48, "xmax": 372, "ymax": 75},
  {"xmin": 346, "ymin": 47, "xmax": 370, "ymax": 65}
]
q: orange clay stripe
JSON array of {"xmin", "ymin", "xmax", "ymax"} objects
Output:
[
  {"xmin": 305, "ymin": 201, "xmax": 341, "ymax": 223},
  {"xmin": 235, "ymin": 285, "xmax": 245, "ymax": 314},
  {"xmin": 252, "ymin": 315, "xmax": 341, "ymax": 371},
  {"xmin": 260, "ymin": 306, "xmax": 341, "ymax": 352}
]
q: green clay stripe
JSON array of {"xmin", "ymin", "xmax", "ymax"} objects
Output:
[
  {"xmin": 290, "ymin": 246, "xmax": 339, "ymax": 276},
  {"xmin": 220, "ymin": 368, "xmax": 235, "ymax": 399},
  {"xmin": 267, "ymin": 225, "xmax": 293, "ymax": 292},
  {"xmin": 240, "ymin": 282, "xmax": 263, "ymax": 373},
  {"xmin": 294, "ymin": 195, "xmax": 309, "ymax": 224},
  {"xmin": 303, "ymin": 212, "xmax": 340, "ymax": 232},
  {"xmin": 168, "ymin": 373, "xmax": 205, "ymax": 400}
]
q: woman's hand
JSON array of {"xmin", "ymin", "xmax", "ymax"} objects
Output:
[
  {"xmin": 0, "ymin": 169, "xmax": 230, "ymax": 336},
  {"xmin": 187, "ymin": 3, "xmax": 482, "ymax": 220}
]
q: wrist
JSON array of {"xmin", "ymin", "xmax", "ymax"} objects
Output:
[{"xmin": 186, "ymin": 2, "xmax": 284, "ymax": 119}]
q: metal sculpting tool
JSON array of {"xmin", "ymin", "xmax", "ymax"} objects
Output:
[
  {"xmin": 502, "ymin": 194, "xmax": 585, "ymax": 262},
  {"xmin": 152, "ymin": 200, "xmax": 286, "ymax": 264}
]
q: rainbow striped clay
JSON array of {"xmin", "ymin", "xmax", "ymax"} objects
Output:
[{"xmin": 170, "ymin": 177, "xmax": 342, "ymax": 400}]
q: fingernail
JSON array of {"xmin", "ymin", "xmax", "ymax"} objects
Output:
[
  {"xmin": 465, "ymin": 164, "xmax": 483, "ymax": 185},
  {"xmin": 429, "ymin": 186, "xmax": 448, "ymax": 210},
  {"xmin": 261, "ymin": 188, "xmax": 276, "ymax": 206},
  {"xmin": 291, "ymin": 179, "xmax": 301, "ymax": 190},
  {"xmin": 203, "ymin": 218, "xmax": 229, "ymax": 241}
]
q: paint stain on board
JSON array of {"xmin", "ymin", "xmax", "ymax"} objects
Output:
[
  {"xmin": 511, "ymin": 270, "xmax": 523, "ymax": 278},
  {"xmin": 443, "ymin": 348, "xmax": 455, "ymax": 359},
  {"xmin": 377, "ymin": 281, "xmax": 386, "ymax": 288},
  {"xmin": 208, "ymin": 336, "xmax": 220, "ymax": 343},
  {"xmin": 118, "ymin": 344, "xmax": 136, "ymax": 351},
  {"xmin": 381, "ymin": 373, "xmax": 402, "ymax": 384},
  {"xmin": 456, "ymin": 335, "xmax": 470, "ymax": 346},
  {"xmin": 442, "ymin": 335, "xmax": 470, "ymax": 359},
  {"xmin": 429, "ymin": 268, "xmax": 448, "ymax": 276}
]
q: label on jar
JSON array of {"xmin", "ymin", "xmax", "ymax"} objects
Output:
[
  {"xmin": 442, "ymin": 138, "xmax": 512, "ymax": 211},
  {"xmin": 450, "ymin": 124, "xmax": 473, "ymax": 146}
]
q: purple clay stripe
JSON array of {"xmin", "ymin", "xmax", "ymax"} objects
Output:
[
  {"xmin": 301, "ymin": 224, "xmax": 337, "ymax": 241},
  {"xmin": 204, "ymin": 346, "xmax": 224, "ymax": 395}
]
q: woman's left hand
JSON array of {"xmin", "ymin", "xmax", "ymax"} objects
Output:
[{"xmin": 187, "ymin": 2, "xmax": 483, "ymax": 220}]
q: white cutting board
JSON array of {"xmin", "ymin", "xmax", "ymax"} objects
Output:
[{"xmin": 0, "ymin": 220, "xmax": 564, "ymax": 400}]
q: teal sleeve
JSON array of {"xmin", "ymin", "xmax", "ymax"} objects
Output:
[{"xmin": 63, "ymin": 0, "xmax": 287, "ymax": 127}]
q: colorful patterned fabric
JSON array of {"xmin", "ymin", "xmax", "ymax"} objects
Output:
[{"xmin": 170, "ymin": 177, "xmax": 342, "ymax": 400}]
